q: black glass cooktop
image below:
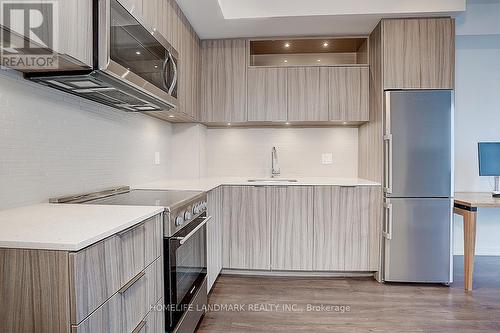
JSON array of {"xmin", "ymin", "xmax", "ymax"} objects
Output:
[{"xmin": 86, "ymin": 189, "xmax": 203, "ymax": 210}]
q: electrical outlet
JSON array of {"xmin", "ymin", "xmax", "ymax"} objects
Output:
[
  {"xmin": 154, "ymin": 152, "xmax": 161, "ymax": 165},
  {"xmin": 321, "ymin": 153, "xmax": 333, "ymax": 165}
]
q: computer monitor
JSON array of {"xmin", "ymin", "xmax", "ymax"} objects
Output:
[{"xmin": 478, "ymin": 142, "xmax": 500, "ymax": 196}]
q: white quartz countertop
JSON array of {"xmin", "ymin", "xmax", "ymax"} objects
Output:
[
  {"xmin": 0, "ymin": 204, "xmax": 164, "ymax": 251},
  {"xmin": 135, "ymin": 177, "xmax": 381, "ymax": 192}
]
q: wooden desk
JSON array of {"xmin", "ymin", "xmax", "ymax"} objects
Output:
[{"xmin": 454, "ymin": 192, "xmax": 500, "ymax": 291}]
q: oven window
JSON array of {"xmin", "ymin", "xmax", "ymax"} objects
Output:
[
  {"xmin": 109, "ymin": 0, "xmax": 172, "ymax": 93},
  {"xmin": 175, "ymin": 225, "xmax": 206, "ymax": 304}
]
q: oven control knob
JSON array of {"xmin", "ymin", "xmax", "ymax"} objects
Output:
[
  {"xmin": 193, "ymin": 204, "xmax": 200, "ymax": 214},
  {"xmin": 184, "ymin": 211, "xmax": 192, "ymax": 220},
  {"xmin": 201, "ymin": 201, "xmax": 207, "ymax": 210},
  {"xmin": 175, "ymin": 215, "xmax": 184, "ymax": 226}
]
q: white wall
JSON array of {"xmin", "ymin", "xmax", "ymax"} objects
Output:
[
  {"xmin": 456, "ymin": 0, "xmax": 500, "ymax": 36},
  {"xmin": 0, "ymin": 70, "xmax": 173, "ymax": 209},
  {"xmin": 205, "ymin": 127, "xmax": 358, "ymax": 178},
  {"xmin": 453, "ymin": 0, "xmax": 500, "ymax": 255}
]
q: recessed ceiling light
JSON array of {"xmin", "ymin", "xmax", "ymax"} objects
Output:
[
  {"xmin": 317, "ymin": 59, "xmax": 321, "ymax": 62},
  {"xmin": 227, "ymin": 122, "xmax": 231, "ymax": 126},
  {"xmin": 168, "ymin": 115, "xmax": 175, "ymax": 118},
  {"xmin": 154, "ymin": 65, "xmax": 158, "ymax": 68},
  {"xmin": 285, "ymin": 122, "xmax": 290, "ymax": 125},
  {"xmin": 343, "ymin": 121, "xmax": 348, "ymax": 125},
  {"xmin": 284, "ymin": 42, "xmax": 290, "ymax": 48},
  {"xmin": 323, "ymin": 42, "xmax": 329, "ymax": 47},
  {"xmin": 284, "ymin": 59, "xmax": 288, "ymax": 63},
  {"xmin": 135, "ymin": 51, "xmax": 141, "ymax": 55}
]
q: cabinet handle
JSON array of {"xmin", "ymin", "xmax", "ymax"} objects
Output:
[
  {"xmin": 131, "ymin": 320, "xmax": 146, "ymax": 333},
  {"xmin": 118, "ymin": 271, "xmax": 145, "ymax": 294}
]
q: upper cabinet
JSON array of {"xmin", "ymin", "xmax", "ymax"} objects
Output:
[
  {"xmin": 201, "ymin": 39, "xmax": 248, "ymax": 123},
  {"xmin": 200, "ymin": 37, "xmax": 371, "ymax": 125},
  {"xmin": 57, "ymin": 0, "xmax": 94, "ymax": 68},
  {"xmin": 247, "ymin": 68, "xmax": 288, "ymax": 122},
  {"xmin": 382, "ymin": 18, "xmax": 455, "ymax": 90},
  {"xmin": 287, "ymin": 67, "xmax": 329, "ymax": 122},
  {"xmin": 329, "ymin": 67, "xmax": 369, "ymax": 122}
]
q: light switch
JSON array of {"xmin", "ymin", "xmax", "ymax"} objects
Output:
[
  {"xmin": 322, "ymin": 153, "xmax": 333, "ymax": 165},
  {"xmin": 154, "ymin": 152, "xmax": 161, "ymax": 165}
]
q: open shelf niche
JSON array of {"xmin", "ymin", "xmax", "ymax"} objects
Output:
[{"xmin": 249, "ymin": 37, "xmax": 369, "ymax": 67}]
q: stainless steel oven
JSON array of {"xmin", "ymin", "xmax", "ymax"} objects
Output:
[
  {"xmin": 165, "ymin": 212, "xmax": 211, "ymax": 332},
  {"xmin": 28, "ymin": 0, "xmax": 179, "ymax": 113}
]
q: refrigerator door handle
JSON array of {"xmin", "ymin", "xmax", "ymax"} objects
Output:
[
  {"xmin": 384, "ymin": 134, "xmax": 393, "ymax": 194},
  {"xmin": 383, "ymin": 202, "xmax": 393, "ymax": 240}
]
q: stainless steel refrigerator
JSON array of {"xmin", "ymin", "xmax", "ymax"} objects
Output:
[{"xmin": 383, "ymin": 90, "xmax": 454, "ymax": 284}]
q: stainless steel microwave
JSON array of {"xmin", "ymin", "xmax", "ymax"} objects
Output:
[{"xmin": 27, "ymin": 0, "xmax": 178, "ymax": 113}]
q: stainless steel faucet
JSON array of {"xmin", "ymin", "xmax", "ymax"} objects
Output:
[{"xmin": 271, "ymin": 146, "xmax": 280, "ymax": 178}]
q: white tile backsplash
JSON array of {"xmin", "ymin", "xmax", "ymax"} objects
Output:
[
  {"xmin": 0, "ymin": 70, "xmax": 173, "ymax": 209},
  {"xmin": 205, "ymin": 127, "xmax": 358, "ymax": 178}
]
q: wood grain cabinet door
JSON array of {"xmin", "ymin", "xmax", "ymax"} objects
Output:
[
  {"xmin": 270, "ymin": 186, "xmax": 314, "ymax": 270},
  {"xmin": 313, "ymin": 186, "xmax": 344, "ymax": 270},
  {"xmin": 161, "ymin": 0, "xmax": 180, "ymax": 49},
  {"xmin": 383, "ymin": 18, "xmax": 455, "ymax": 89},
  {"xmin": 287, "ymin": 67, "xmax": 329, "ymax": 121},
  {"xmin": 329, "ymin": 67, "xmax": 369, "ymax": 122},
  {"xmin": 70, "ymin": 214, "xmax": 164, "ymax": 324},
  {"xmin": 55, "ymin": 0, "xmax": 93, "ymax": 67},
  {"xmin": 73, "ymin": 258, "xmax": 162, "ymax": 333},
  {"xmin": 247, "ymin": 68, "xmax": 288, "ymax": 122},
  {"xmin": 207, "ymin": 187, "xmax": 223, "ymax": 292},
  {"xmin": 222, "ymin": 186, "xmax": 270, "ymax": 270},
  {"xmin": 313, "ymin": 186, "xmax": 382, "ymax": 271},
  {"xmin": 201, "ymin": 39, "xmax": 248, "ymax": 123}
]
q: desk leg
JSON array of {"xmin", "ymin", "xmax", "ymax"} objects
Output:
[{"xmin": 463, "ymin": 210, "xmax": 477, "ymax": 291}]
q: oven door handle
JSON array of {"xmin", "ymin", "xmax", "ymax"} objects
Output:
[{"xmin": 176, "ymin": 216, "xmax": 212, "ymax": 245}]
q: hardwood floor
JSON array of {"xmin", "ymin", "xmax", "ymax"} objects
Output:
[{"xmin": 198, "ymin": 256, "xmax": 500, "ymax": 332}]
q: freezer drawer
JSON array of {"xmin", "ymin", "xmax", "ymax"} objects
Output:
[
  {"xmin": 383, "ymin": 198, "xmax": 452, "ymax": 283},
  {"xmin": 384, "ymin": 90, "xmax": 453, "ymax": 198}
]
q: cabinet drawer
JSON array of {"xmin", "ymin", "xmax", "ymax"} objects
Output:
[
  {"xmin": 70, "ymin": 214, "xmax": 163, "ymax": 324},
  {"xmin": 72, "ymin": 258, "xmax": 163, "ymax": 333},
  {"xmin": 144, "ymin": 298, "xmax": 165, "ymax": 333}
]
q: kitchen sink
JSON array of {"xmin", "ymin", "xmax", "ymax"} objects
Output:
[{"xmin": 247, "ymin": 179, "xmax": 298, "ymax": 183}]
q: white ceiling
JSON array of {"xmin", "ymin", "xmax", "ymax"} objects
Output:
[{"xmin": 175, "ymin": 0, "xmax": 466, "ymax": 39}]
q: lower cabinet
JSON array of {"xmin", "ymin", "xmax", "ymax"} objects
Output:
[
  {"xmin": 313, "ymin": 186, "xmax": 382, "ymax": 271},
  {"xmin": 221, "ymin": 186, "xmax": 271, "ymax": 270},
  {"xmin": 0, "ymin": 213, "xmax": 165, "ymax": 333},
  {"xmin": 207, "ymin": 186, "xmax": 223, "ymax": 292},
  {"xmin": 270, "ymin": 186, "xmax": 314, "ymax": 270},
  {"xmin": 73, "ymin": 258, "xmax": 163, "ymax": 333},
  {"xmin": 212, "ymin": 185, "xmax": 382, "ymax": 272}
]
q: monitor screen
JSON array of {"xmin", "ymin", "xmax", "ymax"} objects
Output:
[{"xmin": 478, "ymin": 142, "xmax": 500, "ymax": 176}]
